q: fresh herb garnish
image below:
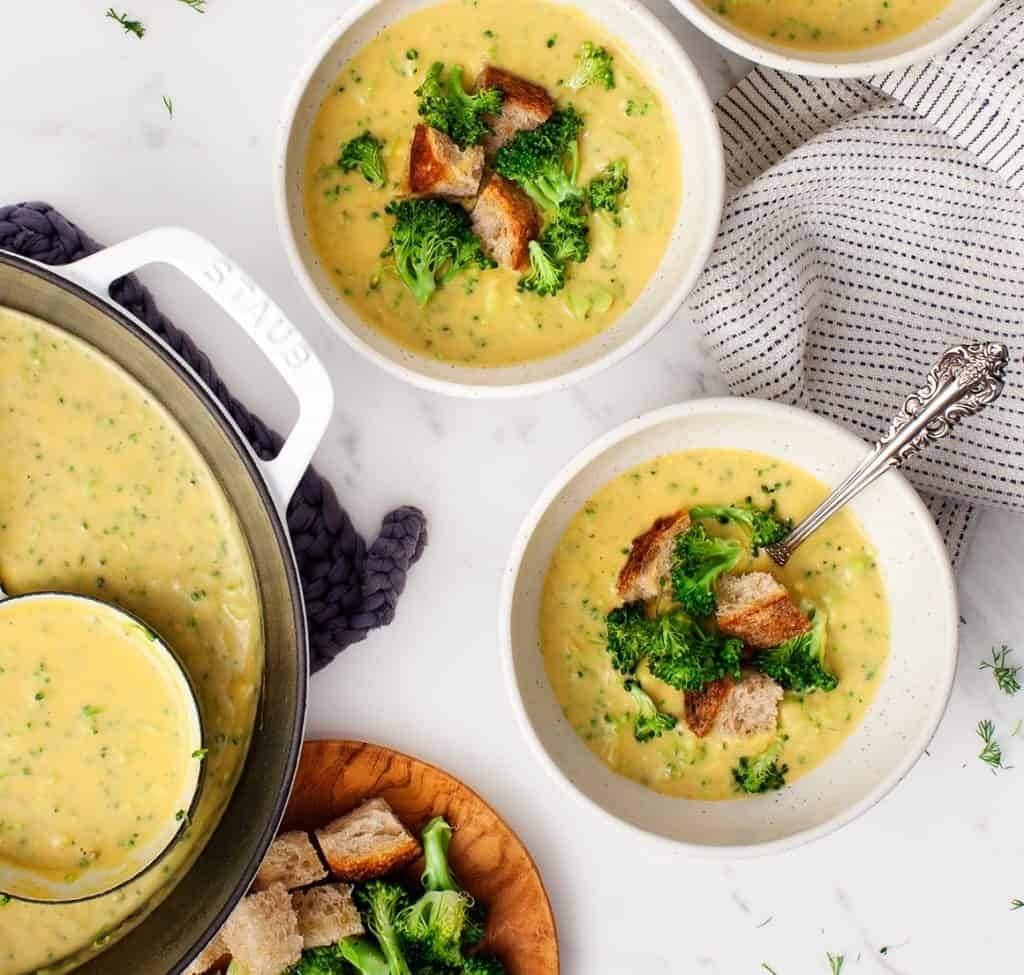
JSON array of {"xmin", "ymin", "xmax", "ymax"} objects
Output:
[
  {"xmin": 977, "ymin": 719, "xmax": 1009, "ymax": 772},
  {"xmin": 0, "ymin": 895, "xmax": 10, "ymax": 907},
  {"xmin": 178, "ymin": 0, "xmax": 206, "ymax": 10},
  {"xmin": 192, "ymin": 748, "xmax": 208, "ymax": 759},
  {"xmin": 405, "ymin": 48, "xmax": 418, "ymax": 60},
  {"xmin": 162, "ymin": 95, "xmax": 173, "ymax": 119},
  {"xmin": 1011, "ymin": 898, "xmax": 1023, "ymax": 910},
  {"xmin": 980, "ymin": 644, "xmax": 1021, "ymax": 696},
  {"xmin": 82, "ymin": 705, "xmax": 103, "ymax": 718},
  {"xmin": 761, "ymin": 965, "xmax": 779, "ymax": 975},
  {"xmin": 106, "ymin": 8, "xmax": 145, "ymax": 37},
  {"xmin": 827, "ymin": 954, "xmax": 844, "ymax": 975}
]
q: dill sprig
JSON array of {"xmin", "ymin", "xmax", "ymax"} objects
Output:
[
  {"xmin": 106, "ymin": 8, "xmax": 145, "ymax": 37},
  {"xmin": 178, "ymin": 0, "xmax": 206, "ymax": 10},
  {"xmin": 162, "ymin": 95, "xmax": 173, "ymax": 118},
  {"xmin": 977, "ymin": 719, "xmax": 1010, "ymax": 772},
  {"xmin": 1011, "ymin": 898, "xmax": 1023, "ymax": 910},
  {"xmin": 827, "ymin": 954, "xmax": 845, "ymax": 975},
  {"xmin": 980, "ymin": 644, "xmax": 1021, "ymax": 696}
]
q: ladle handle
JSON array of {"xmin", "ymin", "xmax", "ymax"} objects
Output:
[
  {"xmin": 766, "ymin": 342, "xmax": 1009, "ymax": 565},
  {"xmin": 58, "ymin": 228, "xmax": 334, "ymax": 518}
]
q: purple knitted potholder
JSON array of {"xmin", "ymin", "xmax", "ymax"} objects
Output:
[{"xmin": 0, "ymin": 201, "xmax": 427, "ymax": 673}]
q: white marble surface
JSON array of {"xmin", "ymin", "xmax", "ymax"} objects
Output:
[{"xmin": 3, "ymin": 1, "xmax": 1024, "ymax": 972}]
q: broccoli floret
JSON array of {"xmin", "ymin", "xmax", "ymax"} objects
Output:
[
  {"xmin": 398, "ymin": 889, "xmax": 473, "ymax": 967},
  {"xmin": 605, "ymin": 601, "xmax": 651, "ymax": 674},
  {"xmin": 336, "ymin": 937, "xmax": 390, "ymax": 975},
  {"xmin": 518, "ymin": 240, "xmax": 565, "ymax": 296},
  {"xmin": 732, "ymin": 743, "xmax": 788, "ymax": 794},
  {"xmin": 566, "ymin": 41, "xmax": 615, "ymax": 91},
  {"xmin": 624, "ymin": 678, "xmax": 677, "ymax": 742},
  {"xmin": 539, "ymin": 199, "xmax": 589, "ymax": 263},
  {"xmin": 645, "ymin": 612, "xmax": 743, "ymax": 692},
  {"xmin": 461, "ymin": 900, "xmax": 487, "ymax": 948},
  {"xmin": 420, "ymin": 816, "xmax": 457, "ymax": 891},
  {"xmin": 494, "ymin": 108, "xmax": 585, "ymax": 213},
  {"xmin": 670, "ymin": 523, "xmax": 742, "ymax": 618},
  {"xmin": 754, "ymin": 610, "xmax": 837, "ymax": 692},
  {"xmin": 354, "ymin": 881, "xmax": 412, "ymax": 975},
  {"xmin": 382, "ymin": 198, "xmax": 495, "ymax": 306},
  {"xmin": 415, "ymin": 62, "xmax": 504, "ymax": 148},
  {"xmin": 587, "ymin": 160, "xmax": 628, "ymax": 213},
  {"xmin": 463, "ymin": 956, "xmax": 507, "ymax": 975},
  {"xmin": 338, "ymin": 131, "xmax": 386, "ymax": 188},
  {"xmin": 690, "ymin": 497, "xmax": 793, "ymax": 555},
  {"xmin": 287, "ymin": 945, "xmax": 346, "ymax": 975}
]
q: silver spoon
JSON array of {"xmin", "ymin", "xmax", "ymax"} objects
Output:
[{"xmin": 765, "ymin": 342, "xmax": 1009, "ymax": 567}]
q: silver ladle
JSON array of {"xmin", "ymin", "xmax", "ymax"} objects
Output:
[{"xmin": 766, "ymin": 342, "xmax": 1009, "ymax": 566}]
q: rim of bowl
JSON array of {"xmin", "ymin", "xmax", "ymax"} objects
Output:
[
  {"xmin": 273, "ymin": 0, "xmax": 725, "ymax": 398},
  {"xmin": 498, "ymin": 397, "xmax": 959, "ymax": 856},
  {"xmin": 668, "ymin": 0, "xmax": 998, "ymax": 79}
]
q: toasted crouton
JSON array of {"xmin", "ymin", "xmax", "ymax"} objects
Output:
[
  {"xmin": 714, "ymin": 670, "xmax": 784, "ymax": 737},
  {"xmin": 477, "ymin": 65, "xmax": 555, "ymax": 158},
  {"xmin": 409, "ymin": 124, "xmax": 485, "ymax": 197},
  {"xmin": 292, "ymin": 883, "xmax": 364, "ymax": 949},
  {"xmin": 184, "ymin": 932, "xmax": 230, "ymax": 975},
  {"xmin": 716, "ymin": 572, "xmax": 811, "ymax": 649},
  {"xmin": 251, "ymin": 831, "xmax": 326, "ymax": 892},
  {"xmin": 315, "ymin": 797, "xmax": 420, "ymax": 882},
  {"xmin": 684, "ymin": 670, "xmax": 783, "ymax": 738},
  {"xmin": 616, "ymin": 510, "xmax": 691, "ymax": 603},
  {"xmin": 220, "ymin": 884, "xmax": 302, "ymax": 975},
  {"xmin": 470, "ymin": 173, "xmax": 539, "ymax": 270}
]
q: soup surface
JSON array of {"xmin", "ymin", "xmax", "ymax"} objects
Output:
[
  {"xmin": 304, "ymin": 0, "xmax": 682, "ymax": 367},
  {"xmin": 704, "ymin": 0, "xmax": 950, "ymax": 50},
  {"xmin": 540, "ymin": 449, "xmax": 890, "ymax": 800},
  {"xmin": 0, "ymin": 596, "xmax": 201, "ymax": 903},
  {"xmin": 0, "ymin": 308, "xmax": 262, "ymax": 974}
]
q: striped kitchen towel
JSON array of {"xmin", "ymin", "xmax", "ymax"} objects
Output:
[{"xmin": 687, "ymin": 0, "xmax": 1024, "ymax": 566}]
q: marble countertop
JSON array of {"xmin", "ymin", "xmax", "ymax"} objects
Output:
[{"xmin": 3, "ymin": 1, "xmax": 1023, "ymax": 972}]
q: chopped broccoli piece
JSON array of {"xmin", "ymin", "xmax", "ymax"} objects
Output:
[
  {"xmin": 286, "ymin": 945, "xmax": 346, "ymax": 975},
  {"xmin": 382, "ymin": 198, "xmax": 495, "ymax": 306},
  {"xmin": 755, "ymin": 610, "xmax": 837, "ymax": 692},
  {"xmin": 539, "ymin": 199, "xmax": 589, "ymax": 263},
  {"xmin": 421, "ymin": 816, "xmax": 457, "ymax": 892},
  {"xmin": 518, "ymin": 240, "xmax": 565, "ymax": 296},
  {"xmin": 354, "ymin": 881, "xmax": 412, "ymax": 975},
  {"xmin": 732, "ymin": 743, "xmax": 788, "ymax": 794},
  {"xmin": 645, "ymin": 612, "xmax": 743, "ymax": 692},
  {"xmin": 415, "ymin": 62, "xmax": 503, "ymax": 148},
  {"xmin": 690, "ymin": 498, "xmax": 793, "ymax": 555},
  {"xmin": 566, "ymin": 41, "xmax": 615, "ymax": 91},
  {"xmin": 624, "ymin": 678, "xmax": 677, "ymax": 742},
  {"xmin": 398, "ymin": 889, "xmax": 473, "ymax": 967},
  {"xmin": 587, "ymin": 160, "xmax": 628, "ymax": 213},
  {"xmin": 670, "ymin": 523, "xmax": 742, "ymax": 618},
  {"xmin": 338, "ymin": 131, "xmax": 386, "ymax": 188},
  {"xmin": 494, "ymin": 108, "xmax": 585, "ymax": 213},
  {"xmin": 463, "ymin": 956, "xmax": 507, "ymax": 975},
  {"xmin": 336, "ymin": 938, "xmax": 389, "ymax": 975},
  {"xmin": 605, "ymin": 601, "xmax": 651, "ymax": 674},
  {"xmin": 461, "ymin": 900, "xmax": 487, "ymax": 948}
]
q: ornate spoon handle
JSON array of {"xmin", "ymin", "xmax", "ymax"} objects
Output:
[{"xmin": 765, "ymin": 342, "xmax": 1009, "ymax": 566}]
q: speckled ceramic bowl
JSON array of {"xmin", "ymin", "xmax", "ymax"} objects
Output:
[
  {"xmin": 275, "ymin": 0, "xmax": 724, "ymax": 397},
  {"xmin": 500, "ymin": 398, "xmax": 958, "ymax": 855}
]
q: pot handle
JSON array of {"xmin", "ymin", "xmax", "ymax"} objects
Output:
[{"xmin": 60, "ymin": 227, "xmax": 334, "ymax": 517}]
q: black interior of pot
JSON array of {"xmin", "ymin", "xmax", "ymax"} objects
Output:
[{"xmin": 0, "ymin": 253, "xmax": 308, "ymax": 974}]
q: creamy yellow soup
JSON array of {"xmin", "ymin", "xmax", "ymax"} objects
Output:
[
  {"xmin": 705, "ymin": 0, "xmax": 950, "ymax": 50},
  {"xmin": 304, "ymin": 0, "xmax": 682, "ymax": 367},
  {"xmin": 0, "ymin": 596, "xmax": 201, "ymax": 903},
  {"xmin": 540, "ymin": 449, "xmax": 890, "ymax": 800},
  {"xmin": 0, "ymin": 309, "xmax": 262, "ymax": 974}
]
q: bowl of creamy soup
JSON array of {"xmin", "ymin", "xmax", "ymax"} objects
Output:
[
  {"xmin": 276, "ymin": 0, "xmax": 723, "ymax": 396},
  {"xmin": 500, "ymin": 398, "xmax": 957, "ymax": 853},
  {"xmin": 668, "ymin": 0, "xmax": 996, "ymax": 77},
  {"xmin": 0, "ymin": 228, "xmax": 332, "ymax": 973}
]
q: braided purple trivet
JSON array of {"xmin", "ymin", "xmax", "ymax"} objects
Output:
[{"xmin": 0, "ymin": 201, "xmax": 427, "ymax": 673}]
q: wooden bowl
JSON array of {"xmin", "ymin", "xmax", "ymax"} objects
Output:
[{"xmin": 281, "ymin": 740, "xmax": 559, "ymax": 975}]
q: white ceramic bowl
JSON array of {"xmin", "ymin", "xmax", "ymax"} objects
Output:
[
  {"xmin": 500, "ymin": 398, "xmax": 958, "ymax": 855},
  {"xmin": 275, "ymin": 0, "xmax": 724, "ymax": 398},
  {"xmin": 669, "ymin": 0, "xmax": 997, "ymax": 78}
]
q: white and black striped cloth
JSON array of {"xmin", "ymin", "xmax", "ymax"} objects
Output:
[{"xmin": 687, "ymin": 0, "xmax": 1024, "ymax": 565}]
